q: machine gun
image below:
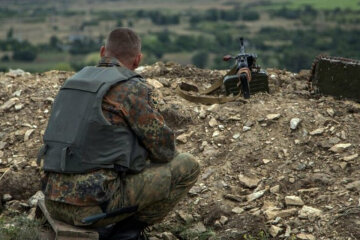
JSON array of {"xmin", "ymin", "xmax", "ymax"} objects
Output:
[
  {"xmin": 223, "ymin": 37, "xmax": 268, "ymax": 98},
  {"xmin": 176, "ymin": 37, "xmax": 268, "ymax": 104}
]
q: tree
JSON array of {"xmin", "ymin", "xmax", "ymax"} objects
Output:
[
  {"xmin": 6, "ymin": 28, "xmax": 13, "ymax": 39},
  {"xmin": 192, "ymin": 51, "xmax": 209, "ymax": 68}
]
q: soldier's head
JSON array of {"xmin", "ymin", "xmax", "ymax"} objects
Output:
[{"xmin": 100, "ymin": 28, "xmax": 142, "ymax": 70}]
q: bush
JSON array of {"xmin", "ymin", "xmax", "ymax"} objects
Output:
[{"xmin": 0, "ymin": 216, "xmax": 41, "ymax": 240}]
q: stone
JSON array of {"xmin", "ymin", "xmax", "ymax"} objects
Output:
[
  {"xmin": 290, "ymin": 118, "xmax": 301, "ymax": 130},
  {"xmin": 28, "ymin": 191, "xmax": 44, "ymax": 207},
  {"xmin": 199, "ymin": 108, "xmax": 207, "ymax": 119},
  {"xmin": 285, "ymin": 196, "xmax": 304, "ymax": 206},
  {"xmin": 27, "ymin": 207, "xmax": 37, "ymax": 220},
  {"xmin": 343, "ymin": 153, "xmax": 358, "ymax": 161},
  {"xmin": 328, "ymin": 137, "xmax": 340, "ymax": 144},
  {"xmin": 242, "ymin": 126, "xmax": 251, "ymax": 132},
  {"xmin": 24, "ymin": 129, "xmax": 35, "ymax": 142},
  {"xmin": 232, "ymin": 133, "xmax": 240, "ymax": 139},
  {"xmin": 247, "ymin": 189, "xmax": 267, "ymax": 202},
  {"xmin": 231, "ymin": 207, "xmax": 244, "ymax": 214},
  {"xmin": 0, "ymin": 150, "xmax": 3, "ymax": 158},
  {"xmin": 212, "ymin": 130, "xmax": 220, "ymax": 137},
  {"xmin": 190, "ymin": 222, "xmax": 206, "ymax": 233},
  {"xmin": 209, "ymin": 118, "xmax": 218, "ymax": 127},
  {"xmin": 345, "ymin": 180, "xmax": 360, "ymax": 192},
  {"xmin": 326, "ymin": 108, "xmax": 335, "ymax": 117},
  {"xmin": 14, "ymin": 103, "xmax": 24, "ymax": 111},
  {"xmin": 218, "ymin": 125, "xmax": 225, "ymax": 131},
  {"xmin": 329, "ymin": 143, "xmax": 352, "ymax": 153},
  {"xmin": 297, "ymin": 233, "xmax": 316, "ymax": 240},
  {"xmin": 264, "ymin": 208, "xmax": 298, "ymax": 220},
  {"xmin": 244, "ymin": 120, "xmax": 254, "ymax": 127},
  {"xmin": 238, "ymin": 174, "xmax": 260, "ymax": 188},
  {"xmin": 269, "ymin": 225, "xmax": 282, "ymax": 238},
  {"xmin": 262, "ymin": 159, "xmax": 271, "ymax": 164},
  {"xmin": 3, "ymin": 194, "xmax": 12, "ymax": 202},
  {"xmin": 207, "ymin": 104, "xmax": 220, "ymax": 112},
  {"xmin": 299, "ymin": 206, "xmax": 322, "ymax": 220},
  {"xmin": 176, "ymin": 133, "xmax": 188, "ymax": 144},
  {"xmin": 270, "ymin": 185, "xmax": 280, "ymax": 194},
  {"xmin": 219, "ymin": 215, "xmax": 228, "ymax": 225},
  {"xmin": 0, "ymin": 141, "xmax": 7, "ymax": 150},
  {"xmin": 160, "ymin": 232, "xmax": 178, "ymax": 240},
  {"xmin": 147, "ymin": 78, "xmax": 164, "ymax": 88},
  {"xmin": 0, "ymin": 98, "xmax": 19, "ymax": 111},
  {"xmin": 310, "ymin": 128, "xmax": 325, "ymax": 136},
  {"xmin": 266, "ymin": 113, "xmax": 281, "ymax": 120}
]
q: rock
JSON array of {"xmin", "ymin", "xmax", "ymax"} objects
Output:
[
  {"xmin": 176, "ymin": 133, "xmax": 188, "ymax": 144},
  {"xmin": 345, "ymin": 180, "xmax": 360, "ymax": 191},
  {"xmin": 212, "ymin": 130, "xmax": 220, "ymax": 137},
  {"xmin": 219, "ymin": 215, "xmax": 228, "ymax": 225},
  {"xmin": 2, "ymin": 193, "xmax": 12, "ymax": 202},
  {"xmin": 232, "ymin": 133, "xmax": 240, "ymax": 139},
  {"xmin": 326, "ymin": 108, "xmax": 335, "ymax": 117},
  {"xmin": 218, "ymin": 125, "xmax": 225, "ymax": 131},
  {"xmin": 297, "ymin": 233, "xmax": 316, "ymax": 240},
  {"xmin": 8, "ymin": 68, "xmax": 26, "ymax": 77},
  {"xmin": 262, "ymin": 159, "xmax": 271, "ymax": 164},
  {"xmin": 285, "ymin": 195, "xmax": 304, "ymax": 206},
  {"xmin": 0, "ymin": 150, "xmax": 3, "ymax": 158},
  {"xmin": 266, "ymin": 113, "xmax": 281, "ymax": 120},
  {"xmin": 199, "ymin": 108, "xmax": 207, "ymax": 119},
  {"xmin": 209, "ymin": 118, "xmax": 218, "ymax": 127},
  {"xmin": 269, "ymin": 225, "xmax": 282, "ymax": 238},
  {"xmin": 264, "ymin": 208, "xmax": 298, "ymax": 220},
  {"xmin": 147, "ymin": 78, "xmax": 164, "ymax": 88},
  {"xmin": 299, "ymin": 206, "xmax": 322, "ymax": 220},
  {"xmin": 176, "ymin": 210, "xmax": 193, "ymax": 224},
  {"xmin": 290, "ymin": 118, "xmax": 301, "ymax": 130},
  {"xmin": 238, "ymin": 174, "xmax": 260, "ymax": 188},
  {"xmin": 244, "ymin": 120, "xmax": 254, "ymax": 127},
  {"xmin": 231, "ymin": 207, "xmax": 244, "ymax": 214},
  {"xmin": 207, "ymin": 104, "xmax": 220, "ymax": 112},
  {"xmin": 343, "ymin": 153, "xmax": 358, "ymax": 161},
  {"xmin": 243, "ymin": 126, "xmax": 251, "ymax": 132},
  {"xmin": 24, "ymin": 129, "xmax": 35, "ymax": 142},
  {"xmin": 160, "ymin": 232, "xmax": 178, "ymax": 240},
  {"xmin": 27, "ymin": 207, "xmax": 37, "ymax": 220},
  {"xmin": 14, "ymin": 103, "xmax": 24, "ymax": 111},
  {"xmin": 28, "ymin": 191, "xmax": 44, "ymax": 207},
  {"xmin": 329, "ymin": 143, "xmax": 352, "ymax": 153},
  {"xmin": 190, "ymin": 222, "xmax": 207, "ymax": 233},
  {"xmin": 328, "ymin": 137, "xmax": 340, "ymax": 144},
  {"xmin": 247, "ymin": 189, "xmax": 267, "ymax": 202},
  {"xmin": 309, "ymin": 128, "xmax": 325, "ymax": 136},
  {"xmin": 270, "ymin": 185, "xmax": 280, "ymax": 194},
  {"xmin": 0, "ymin": 98, "xmax": 19, "ymax": 111}
]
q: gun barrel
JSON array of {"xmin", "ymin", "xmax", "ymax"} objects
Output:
[{"xmin": 240, "ymin": 37, "xmax": 245, "ymax": 54}]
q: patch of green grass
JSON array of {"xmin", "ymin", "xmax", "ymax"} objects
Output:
[{"xmin": 0, "ymin": 216, "xmax": 41, "ymax": 240}]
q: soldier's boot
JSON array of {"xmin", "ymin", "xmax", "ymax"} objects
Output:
[{"xmin": 98, "ymin": 216, "xmax": 148, "ymax": 240}]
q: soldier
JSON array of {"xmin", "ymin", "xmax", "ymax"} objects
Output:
[{"xmin": 39, "ymin": 27, "xmax": 200, "ymax": 239}]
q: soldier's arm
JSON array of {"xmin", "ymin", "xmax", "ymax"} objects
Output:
[{"xmin": 104, "ymin": 78, "xmax": 176, "ymax": 163}]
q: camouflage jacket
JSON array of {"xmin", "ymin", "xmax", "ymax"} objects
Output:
[{"xmin": 43, "ymin": 57, "xmax": 176, "ymax": 206}]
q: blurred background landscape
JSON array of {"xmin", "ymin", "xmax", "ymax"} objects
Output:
[{"xmin": 0, "ymin": 0, "xmax": 360, "ymax": 73}]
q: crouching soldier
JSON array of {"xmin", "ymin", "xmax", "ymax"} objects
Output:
[{"xmin": 38, "ymin": 27, "xmax": 200, "ymax": 239}]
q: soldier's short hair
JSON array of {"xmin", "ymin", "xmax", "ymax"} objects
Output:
[{"xmin": 105, "ymin": 28, "xmax": 141, "ymax": 63}]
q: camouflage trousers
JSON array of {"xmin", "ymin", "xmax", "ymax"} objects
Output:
[{"xmin": 45, "ymin": 152, "xmax": 200, "ymax": 228}]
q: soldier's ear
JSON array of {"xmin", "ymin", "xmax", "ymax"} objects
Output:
[
  {"xmin": 132, "ymin": 53, "xmax": 142, "ymax": 69},
  {"xmin": 100, "ymin": 46, "xmax": 106, "ymax": 57}
]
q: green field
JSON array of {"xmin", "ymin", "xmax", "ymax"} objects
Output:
[{"xmin": 0, "ymin": 0, "xmax": 359, "ymax": 72}]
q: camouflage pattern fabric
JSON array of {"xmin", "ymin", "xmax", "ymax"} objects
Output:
[
  {"xmin": 45, "ymin": 152, "xmax": 200, "ymax": 227},
  {"xmin": 43, "ymin": 57, "xmax": 199, "ymax": 227}
]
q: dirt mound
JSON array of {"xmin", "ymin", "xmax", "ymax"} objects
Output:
[{"xmin": 1, "ymin": 63, "xmax": 360, "ymax": 239}]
